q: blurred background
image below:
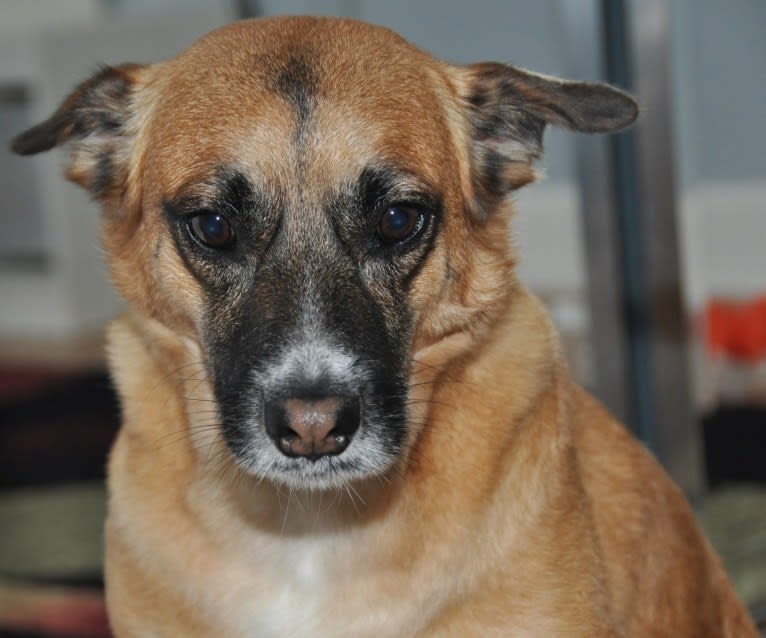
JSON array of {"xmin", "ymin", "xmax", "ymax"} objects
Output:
[{"xmin": 0, "ymin": 0, "xmax": 764, "ymax": 635}]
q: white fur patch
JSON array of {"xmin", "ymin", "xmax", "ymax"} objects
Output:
[{"xmin": 254, "ymin": 337, "xmax": 362, "ymax": 394}]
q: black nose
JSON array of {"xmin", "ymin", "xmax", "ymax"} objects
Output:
[{"xmin": 263, "ymin": 395, "xmax": 361, "ymax": 460}]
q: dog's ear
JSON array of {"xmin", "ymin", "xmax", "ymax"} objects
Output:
[
  {"xmin": 10, "ymin": 64, "xmax": 146, "ymax": 201},
  {"xmin": 458, "ymin": 62, "xmax": 638, "ymax": 218}
]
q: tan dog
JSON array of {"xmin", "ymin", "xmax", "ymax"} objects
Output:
[{"xmin": 12, "ymin": 16, "xmax": 757, "ymax": 637}]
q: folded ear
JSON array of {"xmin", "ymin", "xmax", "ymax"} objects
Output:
[
  {"xmin": 458, "ymin": 62, "xmax": 638, "ymax": 218},
  {"xmin": 10, "ymin": 63, "xmax": 146, "ymax": 201}
]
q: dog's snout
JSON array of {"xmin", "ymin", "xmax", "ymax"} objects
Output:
[{"xmin": 264, "ymin": 396, "xmax": 360, "ymax": 460}]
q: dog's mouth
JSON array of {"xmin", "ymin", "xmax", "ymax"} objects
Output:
[
  {"xmin": 235, "ymin": 436, "xmax": 401, "ymax": 491},
  {"xmin": 213, "ymin": 340, "xmax": 409, "ymax": 490},
  {"xmin": 222, "ymin": 400, "xmax": 406, "ymax": 491}
]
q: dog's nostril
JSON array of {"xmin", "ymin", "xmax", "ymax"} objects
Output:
[{"xmin": 263, "ymin": 396, "xmax": 360, "ymax": 460}]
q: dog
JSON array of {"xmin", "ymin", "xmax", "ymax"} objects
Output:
[{"xmin": 12, "ymin": 16, "xmax": 758, "ymax": 637}]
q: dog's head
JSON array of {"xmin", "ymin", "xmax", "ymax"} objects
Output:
[{"xmin": 12, "ymin": 17, "xmax": 636, "ymax": 490}]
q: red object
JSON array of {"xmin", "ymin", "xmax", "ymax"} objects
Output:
[
  {"xmin": 0, "ymin": 584, "xmax": 111, "ymax": 638},
  {"xmin": 706, "ymin": 296, "xmax": 766, "ymax": 363}
]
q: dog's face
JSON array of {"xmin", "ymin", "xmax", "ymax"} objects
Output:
[{"xmin": 12, "ymin": 17, "xmax": 636, "ymax": 490}]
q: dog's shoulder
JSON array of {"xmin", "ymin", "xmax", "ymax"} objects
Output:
[{"xmin": 570, "ymin": 386, "xmax": 756, "ymax": 636}]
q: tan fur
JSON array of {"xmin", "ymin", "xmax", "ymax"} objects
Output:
[{"xmin": 15, "ymin": 16, "xmax": 757, "ymax": 637}]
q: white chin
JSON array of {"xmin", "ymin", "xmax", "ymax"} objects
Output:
[{"xmin": 246, "ymin": 448, "xmax": 396, "ymax": 491}]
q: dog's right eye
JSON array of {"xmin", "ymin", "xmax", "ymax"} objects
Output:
[
  {"xmin": 188, "ymin": 212, "xmax": 235, "ymax": 249},
  {"xmin": 377, "ymin": 205, "xmax": 425, "ymax": 245}
]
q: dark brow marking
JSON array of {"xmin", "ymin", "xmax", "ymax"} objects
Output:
[
  {"xmin": 163, "ymin": 167, "xmax": 263, "ymax": 219},
  {"xmin": 357, "ymin": 165, "xmax": 441, "ymax": 214},
  {"xmin": 272, "ymin": 54, "xmax": 319, "ymax": 145}
]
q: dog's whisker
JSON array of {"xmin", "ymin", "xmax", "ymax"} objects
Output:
[
  {"xmin": 145, "ymin": 362, "xmax": 209, "ymax": 398},
  {"xmin": 346, "ymin": 483, "xmax": 367, "ymax": 508},
  {"xmin": 154, "ymin": 430, "xmax": 219, "ymax": 450},
  {"xmin": 151, "ymin": 423, "xmax": 221, "ymax": 446},
  {"xmin": 280, "ymin": 488, "xmax": 292, "ymax": 537},
  {"xmin": 343, "ymin": 485, "xmax": 362, "ymax": 516},
  {"xmin": 129, "ymin": 361, "xmax": 208, "ymax": 411},
  {"xmin": 403, "ymin": 398, "xmax": 459, "ymax": 411}
]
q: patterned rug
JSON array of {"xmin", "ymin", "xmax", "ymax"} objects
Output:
[{"xmin": 0, "ymin": 370, "xmax": 117, "ymax": 637}]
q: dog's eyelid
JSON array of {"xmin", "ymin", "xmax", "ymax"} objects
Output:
[
  {"xmin": 162, "ymin": 195, "xmax": 211, "ymax": 219},
  {"xmin": 367, "ymin": 181, "xmax": 440, "ymax": 214},
  {"xmin": 164, "ymin": 198, "xmax": 244, "ymax": 222},
  {"xmin": 358, "ymin": 164, "xmax": 438, "ymax": 205},
  {"xmin": 387, "ymin": 180, "xmax": 438, "ymax": 205},
  {"xmin": 385, "ymin": 190, "xmax": 438, "ymax": 210},
  {"xmin": 162, "ymin": 175, "xmax": 266, "ymax": 219},
  {"xmin": 366, "ymin": 192, "xmax": 425, "ymax": 215},
  {"xmin": 384, "ymin": 176, "xmax": 441, "ymax": 214}
]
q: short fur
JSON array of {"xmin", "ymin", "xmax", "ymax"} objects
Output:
[{"xmin": 12, "ymin": 16, "xmax": 757, "ymax": 637}]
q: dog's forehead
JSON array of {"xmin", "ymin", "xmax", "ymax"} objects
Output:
[{"xmin": 143, "ymin": 17, "xmax": 457, "ymax": 200}]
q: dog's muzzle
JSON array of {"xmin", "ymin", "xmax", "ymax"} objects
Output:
[{"xmin": 219, "ymin": 336, "xmax": 405, "ymax": 490}]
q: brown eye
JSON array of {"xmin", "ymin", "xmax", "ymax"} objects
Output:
[
  {"xmin": 377, "ymin": 206, "xmax": 424, "ymax": 244},
  {"xmin": 189, "ymin": 212, "xmax": 234, "ymax": 249}
]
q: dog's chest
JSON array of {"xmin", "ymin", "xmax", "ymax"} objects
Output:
[
  {"xmin": 238, "ymin": 543, "xmax": 333, "ymax": 637},
  {"xmin": 214, "ymin": 538, "xmax": 423, "ymax": 638},
  {"xmin": 173, "ymin": 479, "xmax": 424, "ymax": 637}
]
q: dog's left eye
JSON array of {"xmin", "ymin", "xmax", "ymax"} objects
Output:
[
  {"xmin": 377, "ymin": 205, "xmax": 425, "ymax": 244},
  {"xmin": 188, "ymin": 212, "xmax": 235, "ymax": 249}
]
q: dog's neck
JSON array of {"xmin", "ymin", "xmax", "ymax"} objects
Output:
[{"xmin": 106, "ymin": 285, "xmax": 571, "ymax": 536}]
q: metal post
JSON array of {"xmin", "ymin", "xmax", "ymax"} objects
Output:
[
  {"xmin": 560, "ymin": 0, "xmax": 636, "ymax": 429},
  {"xmin": 626, "ymin": 0, "xmax": 704, "ymax": 500},
  {"xmin": 561, "ymin": 0, "xmax": 704, "ymax": 500}
]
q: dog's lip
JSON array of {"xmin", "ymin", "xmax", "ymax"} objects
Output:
[
  {"xmin": 254, "ymin": 457, "xmax": 370, "ymax": 490},
  {"xmin": 230, "ymin": 422, "xmax": 399, "ymax": 490}
]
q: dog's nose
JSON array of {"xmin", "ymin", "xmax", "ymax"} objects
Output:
[{"xmin": 264, "ymin": 396, "xmax": 360, "ymax": 460}]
